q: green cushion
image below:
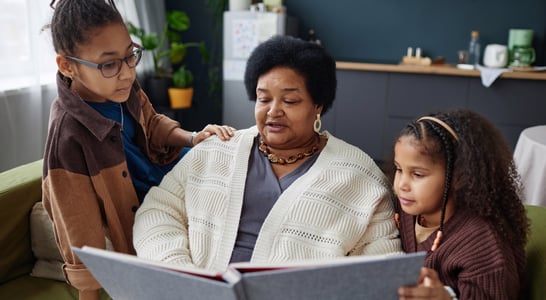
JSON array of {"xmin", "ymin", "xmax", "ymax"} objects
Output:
[
  {"xmin": 0, "ymin": 276, "xmax": 111, "ymax": 300},
  {"xmin": 0, "ymin": 276, "xmax": 77, "ymax": 300},
  {"xmin": 524, "ymin": 205, "xmax": 546, "ymax": 300},
  {"xmin": 0, "ymin": 160, "xmax": 43, "ymax": 284}
]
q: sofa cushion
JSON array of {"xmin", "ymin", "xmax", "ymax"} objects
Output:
[
  {"xmin": 524, "ymin": 205, "xmax": 546, "ymax": 300},
  {"xmin": 0, "ymin": 160, "xmax": 43, "ymax": 284},
  {"xmin": 30, "ymin": 202, "xmax": 65, "ymax": 281},
  {"xmin": 0, "ymin": 276, "xmax": 77, "ymax": 300}
]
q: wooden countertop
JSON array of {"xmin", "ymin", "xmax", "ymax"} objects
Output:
[{"xmin": 336, "ymin": 61, "xmax": 546, "ymax": 81}]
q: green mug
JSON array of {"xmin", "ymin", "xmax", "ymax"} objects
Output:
[
  {"xmin": 508, "ymin": 29, "xmax": 533, "ymax": 50},
  {"xmin": 510, "ymin": 46, "xmax": 536, "ymax": 67}
]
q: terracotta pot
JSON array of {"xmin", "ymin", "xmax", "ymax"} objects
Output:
[{"xmin": 168, "ymin": 87, "xmax": 193, "ymax": 109}]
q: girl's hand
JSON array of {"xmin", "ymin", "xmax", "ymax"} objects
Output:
[
  {"xmin": 192, "ymin": 124, "xmax": 236, "ymax": 145},
  {"xmin": 398, "ymin": 267, "xmax": 454, "ymax": 300}
]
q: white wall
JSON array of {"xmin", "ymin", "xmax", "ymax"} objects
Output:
[{"xmin": 0, "ymin": 84, "xmax": 56, "ymax": 172}]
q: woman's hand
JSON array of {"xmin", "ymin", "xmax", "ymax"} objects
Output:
[
  {"xmin": 398, "ymin": 267, "xmax": 454, "ymax": 300},
  {"xmin": 192, "ymin": 124, "xmax": 236, "ymax": 145}
]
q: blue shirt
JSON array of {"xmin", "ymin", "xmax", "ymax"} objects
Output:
[{"xmin": 86, "ymin": 101, "xmax": 186, "ymax": 203}]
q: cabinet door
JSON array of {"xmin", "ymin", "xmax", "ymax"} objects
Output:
[
  {"xmin": 467, "ymin": 79, "xmax": 546, "ymax": 150},
  {"xmin": 335, "ymin": 70, "xmax": 389, "ymax": 161},
  {"xmin": 384, "ymin": 73, "xmax": 469, "ymax": 161}
]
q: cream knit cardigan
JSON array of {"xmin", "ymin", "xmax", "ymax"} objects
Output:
[{"xmin": 133, "ymin": 126, "xmax": 402, "ymax": 271}]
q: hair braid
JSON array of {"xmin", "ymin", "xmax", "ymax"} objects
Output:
[
  {"xmin": 424, "ymin": 121, "xmax": 457, "ymax": 233},
  {"xmin": 47, "ymin": 0, "xmax": 123, "ymax": 56},
  {"xmin": 390, "ymin": 109, "xmax": 529, "ymax": 255}
]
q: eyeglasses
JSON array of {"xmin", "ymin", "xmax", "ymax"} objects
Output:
[{"xmin": 65, "ymin": 44, "xmax": 144, "ymax": 78}]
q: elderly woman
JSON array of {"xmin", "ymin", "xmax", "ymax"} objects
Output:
[{"xmin": 133, "ymin": 35, "xmax": 401, "ymax": 270}]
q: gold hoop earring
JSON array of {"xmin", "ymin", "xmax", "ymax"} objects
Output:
[{"xmin": 313, "ymin": 114, "xmax": 322, "ymax": 133}]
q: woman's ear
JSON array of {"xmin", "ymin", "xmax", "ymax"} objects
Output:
[
  {"xmin": 315, "ymin": 104, "xmax": 323, "ymax": 116},
  {"xmin": 56, "ymin": 55, "xmax": 75, "ymax": 78}
]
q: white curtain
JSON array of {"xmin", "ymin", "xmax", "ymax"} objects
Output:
[
  {"xmin": 131, "ymin": 0, "xmax": 167, "ymax": 75},
  {"xmin": 0, "ymin": 0, "xmax": 56, "ymax": 172},
  {"xmin": 0, "ymin": 0, "xmax": 144, "ymax": 172}
]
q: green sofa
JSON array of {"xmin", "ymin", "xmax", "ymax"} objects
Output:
[
  {"xmin": 0, "ymin": 159, "xmax": 80, "ymax": 299},
  {"xmin": 1, "ymin": 160, "xmax": 545, "ymax": 299},
  {"xmin": 524, "ymin": 204, "xmax": 546, "ymax": 300}
]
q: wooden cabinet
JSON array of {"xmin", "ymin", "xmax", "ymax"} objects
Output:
[{"xmin": 333, "ymin": 63, "xmax": 546, "ymax": 162}]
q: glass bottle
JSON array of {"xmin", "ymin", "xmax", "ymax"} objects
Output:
[
  {"xmin": 308, "ymin": 29, "xmax": 321, "ymax": 45},
  {"xmin": 467, "ymin": 31, "xmax": 481, "ymax": 68}
]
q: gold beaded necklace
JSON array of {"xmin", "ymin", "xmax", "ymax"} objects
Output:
[{"xmin": 258, "ymin": 136, "xmax": 322, "ymax": 165}]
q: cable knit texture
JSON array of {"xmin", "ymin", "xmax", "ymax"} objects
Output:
[
  {"xmin": 134, "ymin": 126, "xmax": 402, "ymax": 271},
  {"xmin": 398, "ymin": 208, "xmax": 525, "ymax": 300}
]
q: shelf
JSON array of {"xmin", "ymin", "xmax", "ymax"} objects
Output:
[{"xmin": 336, "ymin": 61, "xmax": 546, "ymax": 81}]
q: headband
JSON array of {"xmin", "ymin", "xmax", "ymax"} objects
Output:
[{"xmin": 418, "ymin": 116, "xmax": 459, "ymax": 142}]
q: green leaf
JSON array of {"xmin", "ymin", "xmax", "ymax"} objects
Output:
[
  {"xmin": 141, "ymin": 33, "xmax": 160, "ymax": 51},
  {"xmin": 126, "ymin": 22, "xmax": 142, "ymax": 38},
  {"xmin": 172, "ymin": 66, "xmax": 194, "ymax": 88},
  {"xmin": 166, "ymin": 30, "xmax": 181, "ymax": 44},
  {"xmin": 126, "ymin": 10, "xmax": 207, "ymax": 78},
  {"xmin": 169, "ymin": 42, "xmax": 187, "ymax": 65},
  {"xmin": 167, "ymin": 11, "xmax": 190, "ymax": 32},
  {"xmin": 198, "ymin": 42, "xmax": 209, "ymax": 63}
]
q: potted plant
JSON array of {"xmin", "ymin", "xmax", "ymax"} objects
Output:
[
  {"xmin": 127, "ymin": 10, "xmax": 208, "ymax": 107},
  {"xmin": 168, "ymin": 65, "xmax": 194, "ymax": 109}
]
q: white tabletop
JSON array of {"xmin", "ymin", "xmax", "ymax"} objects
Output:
[{"xmin": 514, "ymin": 125, "xmax": 546, "ymax": 206}]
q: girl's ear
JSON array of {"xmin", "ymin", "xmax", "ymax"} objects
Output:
[{"xmin": 56, "ymin": 55, "xmax": 75, "ymax": 78}]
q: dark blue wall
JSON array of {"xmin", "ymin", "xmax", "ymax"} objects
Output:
[
  {"xmin": 284, "ymin": 0, "xmax": 545, "ymax": 65},
  {"xmin": 166, "ymin": 0, "xmax": 546, "ymax": 125},
  {"xmin": 168, "ymin": 0, "xmax": 545, "ymax": 64}
]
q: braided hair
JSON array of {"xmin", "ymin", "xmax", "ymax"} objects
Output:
[
  {"xmin": 396, "ymin": 116, "xmax": 458, "ymax": 251},
  {"xmin": 48, "ymin": 0, "xmax": 123, "ymax": 56},
  {"xmin": 390, "ymin": 109, "xmax": 529, "ymax": 252}
]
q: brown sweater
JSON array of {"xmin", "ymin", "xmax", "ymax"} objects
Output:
[
  {"xmin": 398, "ymin": 208, "xmax": 525, "ymax": 300},
  {"xmin": 42, "ymin": 73, "xmax": 182, "ymax": 294}
]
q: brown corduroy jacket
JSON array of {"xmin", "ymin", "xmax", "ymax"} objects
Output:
[{"xmin": 42, "ymin": 73, "xmax": 182, "ymax": 295}]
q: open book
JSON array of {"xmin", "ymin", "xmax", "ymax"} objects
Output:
[{"xmin": 74, "ymin": 246, "xmax": 426, "ymax": 300}]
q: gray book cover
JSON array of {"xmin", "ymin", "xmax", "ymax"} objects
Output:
[
  {"xmin": 73, "ymin": 247, "xmax": 243, "ymax": 300},
  {"xmin": 239, "ymin": 252, "xmax": 425, "ymax": 300},
  {"xmin": 74, "ymin": 246, "xmax": 425, "ymax": 300}
]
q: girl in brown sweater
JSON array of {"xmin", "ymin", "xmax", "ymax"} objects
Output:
[{"xmin": 389, "ymin": 109, "xmax": 528, "ymax": 299}]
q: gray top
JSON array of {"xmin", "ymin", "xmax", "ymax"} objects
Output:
[{"xmin": 229, "ymin": 136, "xmax": 319, "ymax": 263}]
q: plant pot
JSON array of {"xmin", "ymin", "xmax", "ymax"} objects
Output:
[{"xmin": 168, "ymin": 87, "xmax": 193, "ymax": 109}]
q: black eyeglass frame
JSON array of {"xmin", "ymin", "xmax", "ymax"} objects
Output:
[{"xmin": 65, "ymin": 43, "xmax": 144, "ymax": 78}]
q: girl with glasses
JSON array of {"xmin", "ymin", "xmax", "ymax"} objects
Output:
[{"xmin": 42, "ymin": 1, "xmax": 234, "ymax": 299}]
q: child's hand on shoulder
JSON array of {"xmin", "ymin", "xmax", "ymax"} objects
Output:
[
  {"xmin": 194, "ymin": 124, "xmax": 236, "ymax": 144},
  {"xmin": 398, "ymin": 267, "xmax": 455, "ymax": 300}
]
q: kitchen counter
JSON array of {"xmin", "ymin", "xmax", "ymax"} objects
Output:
[{"xmin": 336, "ymin": 61, "xmax": 546, "ymax": 81}]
